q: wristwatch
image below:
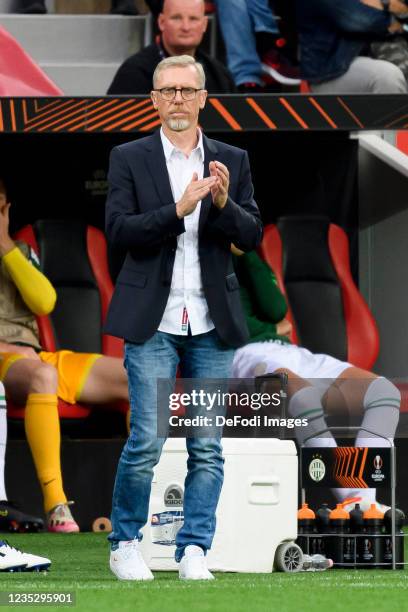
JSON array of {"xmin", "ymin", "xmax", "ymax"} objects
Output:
[{"xmin": 380, "ymin": 0, "xmax": 390, "ymax": 11}]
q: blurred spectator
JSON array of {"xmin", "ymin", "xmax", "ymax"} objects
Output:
[
  {"xmin": 17, "ymin": 0, "xmax": 139, "ymax": 15},
  {"xmin": 296, "ymin": 0, "xmax": 408, "ymax": 93},
  {"xmin": 145, "ymin": 1, "xmax": 216, "ymax": 18},
  {"xmin": 107, "ymin": 0, "xmax": 235, "ymax": 94},
  {"xmin": 215, "ymin": 0, "xmax": 300, "ymax": 92}
]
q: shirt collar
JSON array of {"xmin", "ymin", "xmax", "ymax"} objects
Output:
[{"xmin": 160, "ymin": 127, "xmax": 204, "ymax": 162}]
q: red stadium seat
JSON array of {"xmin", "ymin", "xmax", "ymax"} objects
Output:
[
  {"xmin": 7, "ymin": 220, "xmax": 126, "ymax": 420},
  {"xmin": 259, "ymin": 216, "xmax": 380, "ymax": 371},
  {"xmin": 0, "ymin": 26, "xmax": 62, "ymax": 96}
]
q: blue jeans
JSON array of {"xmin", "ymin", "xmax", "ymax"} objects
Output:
[
  {"xmin": 109, "ymin": 329, "xmax": 235, "ymax": 562},
  {"xmin": 215, "ymin": 0, "xmax": 279, "ymax": 85}
]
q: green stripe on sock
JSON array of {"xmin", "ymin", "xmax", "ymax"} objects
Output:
[
  {"xmin": 366, "ymin": 397, "xmax": 400, "ymax": 407},
  {"xmin": 297, "ymin": 408, "xmax": 324, "ymax": 419},
  {"xmin": 365, "ymin": 402, "xmax": 400, "ymax": 411}
]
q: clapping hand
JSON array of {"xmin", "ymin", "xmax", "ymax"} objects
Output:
[
  {"xmin": 176, "ymin": 172, "xmax": 217, "ymax": 218},
  {"xmin": 209, "ymin": 161, "xmax": 229, "ymax": 209}
]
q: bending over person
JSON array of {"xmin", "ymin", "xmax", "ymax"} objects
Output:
[
  {"xmin": 232, "ymin": 247, "xmax": 400, "ymax": 512},
  {"xmin": 0, "ymin": 181, "xmax": 129, "ymax": 532}
]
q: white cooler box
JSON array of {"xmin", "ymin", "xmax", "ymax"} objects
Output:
[{"xmin": 139, "ymin": 438, "xmax": 298, "ymax": 573}]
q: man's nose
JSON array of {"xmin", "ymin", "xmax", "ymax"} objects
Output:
[{"xmin": 174, "ymin": 90, "xmax": 184, "ymax": 101}]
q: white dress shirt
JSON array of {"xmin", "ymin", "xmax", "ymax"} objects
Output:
[{"xmin": 158, "ymin": 128, "xmax": 215, "ymax": 336}]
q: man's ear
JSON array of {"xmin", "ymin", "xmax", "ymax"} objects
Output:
[
  {"xmin": 202, "ymin": 15, "xmax": 208, "ymax": 34},
  {"xmin": 151, "ymin": 91, "xmax": 158, "ymax": 109},
  {"xmin": 199, "ymin": 89, "xmax": 208, "ymax": 109}
]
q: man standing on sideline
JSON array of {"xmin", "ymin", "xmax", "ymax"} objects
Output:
[{"xmin": 106, "ymin": 54, "xmax": 262, "ymax": 581}]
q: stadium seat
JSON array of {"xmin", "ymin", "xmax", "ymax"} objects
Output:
[
  {"xmin": 259, "ymin": 216, "xmax": 380, "ymax": 371},
  {"xmin": 0, "ymin": 26, "xmax": 63, "ymax": 96},
  {"xmin": 7, "ymin": 220, "xmax": 126, "ymax": 420}
]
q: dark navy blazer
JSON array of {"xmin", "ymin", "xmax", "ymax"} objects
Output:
[{"xmin": 105, "ymin": 129, "xmax": 263, "ymax": 348}]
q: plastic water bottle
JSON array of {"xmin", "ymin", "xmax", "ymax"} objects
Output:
[
  {"xmin": 297, "ymin": 503, "xmax": 317, "ymax": 555},
  {"xmin": 360, "ymin": 504, "xmax": 384, "ymax": 569},
  {"xmin": 315, "ymin": 503, "xmax": 332, "ymax": 556},
  {"xmin": 301, "ymin": 554, "xmax": 333, "ymax": 571},
  {"xmin": 329, "ymin": 504, "xmax": 350, "ymax": 565},
  {"xmin": 383, "ymin": 508, "xmax": 405, "ymax": 570},
  {"xmin": 348, "ymin": 503, "xmax": 364, "ymax": 567}
]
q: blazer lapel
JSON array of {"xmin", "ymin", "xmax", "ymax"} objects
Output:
[
  {"xmin": 144, "ymin": 129, "xmax": 174, "ymax": 207},
  {"xmin": 199, "ymin": 135, "xmax": 219, "ymax": 234}
]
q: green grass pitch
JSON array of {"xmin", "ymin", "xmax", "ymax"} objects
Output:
[{"xmin": 0, "ymin": 533, "xmax": 407, "ymax": 612}]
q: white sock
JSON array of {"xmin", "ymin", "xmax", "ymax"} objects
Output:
[
  {"xmin": 356, "ymin": 377, "xmax": 400, "ymax": 447},
  {"xmin": 0, "ymin": 385, "xmax": 7, "ymax": 501},
  {"xmin": 332, "ymin": 378, "xmax": 399, "ymax": 505},
  {"xmin": 288, "ymin": 386, "xmax": 337, "ymax": 448}
]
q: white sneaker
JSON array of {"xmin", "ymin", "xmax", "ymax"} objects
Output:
[
  {"xmin": 0, "ymin": 541, "xmax": 51, "ymax": 572},
  {"xmin": 110, "ymin": 540, "xmax": 153, "ymax": 581},
  {"xmin": 179, "ymin": 545, "xmax": 214, "ymax": 581}
]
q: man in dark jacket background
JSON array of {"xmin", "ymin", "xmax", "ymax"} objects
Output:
[{"xmin": 107, "ymin": 0, "xmax": 235, "ymax": 94}]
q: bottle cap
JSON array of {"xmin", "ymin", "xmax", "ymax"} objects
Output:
[
  {"xmin": 298, "ymin": 503, "xmax": 315, "ymax": 519},
  {"xmin": 363, "ymin": 503, "xmax": 384, "ymax": 519},
  {"xmin": 329, "ymin": 503, "xmax": 350, "ymax": 519}
]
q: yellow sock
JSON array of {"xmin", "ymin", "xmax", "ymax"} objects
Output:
[{"xmin": 25, "ymin": 393, "xmax": 67, "ymax": 513}]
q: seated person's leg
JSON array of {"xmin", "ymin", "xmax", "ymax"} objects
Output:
[
  {"xmin": 76, "ymin": 355, "xmax": 128, "ymax": 405},
  {"xmin": 310, "ymin": 56, "xmax": 407, "ymax": 94},
  {"xmin": 232, "ymin": 342, "xmax": 336, "ymax": 447},
  {"xmin": 46, "ymin": 349, "xmax": 129, "ymax": 423},
  {"xmin": 324, "ymin": 367, "xmax": 400, "ymax": 510},
  {"xmin": 274, "ymin": 367, "xmax": 337, "ymax": 448},
  {"xmin": 1, "ymin": 355, "xmax": 78, "ymax": 530}
]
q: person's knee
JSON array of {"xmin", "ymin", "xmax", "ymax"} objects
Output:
[
  {"xmin": 364, "ymin": 377, "xmax": 401, "ymax": 413},
  {"xmin": 187, "ymin": 438, "xmax": 223, "ymax": 465},
  {"xmin": 372, "ymin": 61, "xmax": 407, "ymax": 93},
  {"xmin": 29, "ymin": 364, "xmax": 58, "ymax": 394},
  {"xmin": 126, "ymin": 434, "xmax": 163, "ymax": 465}
]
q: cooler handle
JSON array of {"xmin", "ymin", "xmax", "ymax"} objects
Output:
[{"xmin": 248, "ymin": 476, "xmax": 280, "ymax": 505}]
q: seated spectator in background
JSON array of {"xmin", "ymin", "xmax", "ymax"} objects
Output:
[
  {"xmin": 0, "ymin": 381, "xmax": 43, "ymax": 532},
  {"xmin": 107, "ymin": 0, "xmax": 235, "ymax": 94},
  {"xmin": 0, "ymin": 182, "xmax": 129, "ymax": 533},
  {"xmin": 17, "ymin": 0, "xmax": 139, "ymax": 15},
  {"xmin": 296, "ymin": 0, "xmax": 408, "ymax": 93},
  {"xmin": 215, "ymin": 0, "xmax": 300, "ymax": 92},
  {"xmin": 232, "ymin": 247, "xmax": 400, "ymax": 512}
]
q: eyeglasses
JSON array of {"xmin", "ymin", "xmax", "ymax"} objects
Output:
[{"xmin": 154, "ymin": 87, "xmax": 202, "ymax": 101}]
